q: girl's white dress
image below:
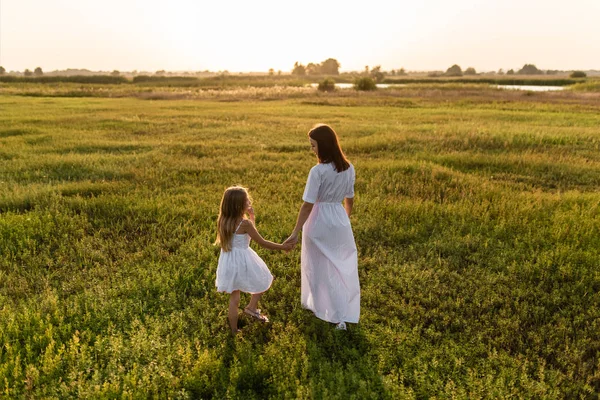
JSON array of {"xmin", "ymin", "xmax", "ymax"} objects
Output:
[
  {"xmin": 216, "ymin": 221, "xmax": 273, "ymax": 294},
  {"xmin": 301, "ymin": 162, "xmax": 360, "ymax": 324}
]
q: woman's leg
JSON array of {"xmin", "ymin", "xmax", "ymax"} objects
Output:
[{"xmin": 228, "ymin": 290, "xmax": 241, "ymax": 334}]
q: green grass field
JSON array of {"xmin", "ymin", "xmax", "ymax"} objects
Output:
[{"xmin": 1, "ymin": 84, "xmax": 599, "ymax": 398}]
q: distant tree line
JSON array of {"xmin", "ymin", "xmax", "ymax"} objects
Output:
[
  {"xmin": 0, "ymin": 62, "xmax": 590, "ymax": 80},
  {"xmin": 0, "ymin": 75, "xmax": 128, "ymax": 84},
  {"xmin": 292, "ymin": 59, "xmax": 341, "ymax": 76},
  {"xmin": 435, "ymin": 63, "xmax": 586, "ymax": 78}
]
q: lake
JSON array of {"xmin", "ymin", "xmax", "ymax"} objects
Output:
[
  {"xmin": 496, "ymin": 85, "xmax": 565, "ymax": 91},
  {"xmin": 308, "ymin": 83, "xmax": 404, "ymax": 89},
  {"xmin": 309, "ymin": 83, "xmax": 565, "ymax": 91}
]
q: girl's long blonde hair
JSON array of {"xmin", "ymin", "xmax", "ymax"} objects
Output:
[{"xmin": 215, "ymin": 186, "xmax": 250, "ymax": 252}]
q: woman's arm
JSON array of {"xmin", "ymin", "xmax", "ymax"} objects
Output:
[
  {"xmin": 284, "ymin": 202, "xmax": 314, "ymax": 244},
  {"xmin": 344, "ymin": 197, "xmax": 354, "ymax": 217},
  {"xmin": 292, "ymin": 202, "xmax": 314, "ymax": 235},
  {"xmin": 243, "ymin": 220, "xmax": 293, "ymax": 251}
]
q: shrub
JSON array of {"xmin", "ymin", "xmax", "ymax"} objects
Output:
[
  {"xmin": 317, "ymin": 78, "xmax": 336, "ymax": 92},
  {"xmin": 570, "ymin": 71, "xmax": 587, "ymax": 78},
  {"xmin": 354, "ymin": 77, "xmax": 376, "ymax": 91}
]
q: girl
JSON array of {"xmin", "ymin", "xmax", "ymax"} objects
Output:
[{"xmin": 215, "ymin": 185, "xmax": 292, "ymax": 334}]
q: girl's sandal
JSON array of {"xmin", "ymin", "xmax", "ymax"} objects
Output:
[{"xmin": 244, "ymin": 308, "xmax": 269, "ymax": 323}]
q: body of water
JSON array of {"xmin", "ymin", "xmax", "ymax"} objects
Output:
[
  {"xmin": 308, "ymin": 83, "xmax": 404, "ymax": 89},
  {"xmin": 309, "ymin": 83, "xmax": 565, "ymax": 91},
  {"xmin": 496, "ymin": 85, "xmax": 565, "ymax": 91}
]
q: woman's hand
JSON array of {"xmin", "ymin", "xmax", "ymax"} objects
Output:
[
  {"xmin": 283, "ymin": 232, "xmax": 299, "ymax": 248},
  {"xmin": 281, "ymin": 241, "xmax": 295, "ymax": 251}
]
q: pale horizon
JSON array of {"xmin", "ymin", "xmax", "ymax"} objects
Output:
[{"xmin": 2, "ymin": 0, "xmax": 600, "ymax": 74}]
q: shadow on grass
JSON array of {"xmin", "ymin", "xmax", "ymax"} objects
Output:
[{"xmin": 298, "ymin": 309, "xmax": 391, "ymax": 399}]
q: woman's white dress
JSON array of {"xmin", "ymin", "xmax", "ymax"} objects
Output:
[
  {"xmin": 301, "ymin": 163, "xmax": 360, "ymax": 324},
  {"xmin": 216, "ymin": 222, "xmax": 273, "ymax": 294}
]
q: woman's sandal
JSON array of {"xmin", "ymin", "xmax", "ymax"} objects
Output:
[
  {"xmin": 244, "ymin": 308, "xmax": 269, "ymax": 323},
  {"xmin": 335, "ymin": 321, "xmax": 347, "ymax": 330}
]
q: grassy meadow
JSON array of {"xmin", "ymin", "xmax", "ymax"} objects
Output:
[{"xmin": 1, "ymin": 83, "xmax": 600, "ymax": 398}]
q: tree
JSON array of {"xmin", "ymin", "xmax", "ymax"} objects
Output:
[
  {"xmin": 445, "ymin": 64, "xmax": 463, "ymax": 76},
  {"xmin": 398, "ymin": 67, "xmax": 407, "ymax": 76},
  {"xmin": 506, "ymin": 69, "xmax": 515, "ymax": 75},
  {"xmin": 34, "ymin": 67, "xmax": 43, "ymax": 76},
  {"xmin": 320, "ymin": 58, "xmax": 340, "ymax": 75},
  {"xmin": 0, "ymin": 66, "xmax": 5, "ymax": 75},
  {"xmin": 370, "ymin": 65, "xmax": 384, "ymax": 82},
  {"xmin": 306, "ymin": 62, "xmax": 320, "ymax": 75},
  {"xmin": 292, "ymin": 62, "xmax": 306, "ymax": 76},
  {"xmin": 24, "ymin": 69, "xmax": 33, "ymax": 77},
  {"xmin": 464, "ymin": 67, "xmax": 477, "ymax": 75},
  {"xmin": 517, "ymin": 64, "xmax": 543, "ymax": 75},
  {"xmin": 268, "ymin": 68, "xmax": 275, "ymax": 76},
  {"xmin": 570, "ymin": 70, "xmax": 587, "ymax": 78},
  {"xmin": 111, "ymin": 70, "xmax": 120, "ymax": 76},
  {"xmin": 155, "ymin": 70, "xmax": 166, "ymax": 76},
  {"xmin": 497, "ymin": 68, "xmax": 504, "ymax": 75}
]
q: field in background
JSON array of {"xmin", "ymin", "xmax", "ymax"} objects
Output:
[
  {"xmin": 2, "ymin": 73, "xmax": 598, "ymax": 89},
  {"xmin": 1, "ymin": 84, "xmax": 599, "ymax": 398}
]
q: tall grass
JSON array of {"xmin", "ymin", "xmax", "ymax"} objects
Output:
[
  {"xmin": 0, "ymin": 89, "xmax": 599, "ymax": 398},
  {"xmin": 569, "ymin": 79, "xmax": 600, "ymax": 92},
  {"xmin": 0, "ymin": 75, "xmax": 128, "ymax": 84}
]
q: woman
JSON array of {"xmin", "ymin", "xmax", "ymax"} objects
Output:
[{"xmin": 285, "ymin": 124, "xmax": 360, "ymax": 330}]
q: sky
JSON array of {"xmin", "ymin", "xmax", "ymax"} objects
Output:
[{"xmin": 1, "ymin": 0, "xmax": 599, "ymax": 73}]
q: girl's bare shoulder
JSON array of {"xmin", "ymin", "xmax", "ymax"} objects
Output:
[{"xmin": 238, "ymin": 219, "xmax": 253, "ymax": 233}]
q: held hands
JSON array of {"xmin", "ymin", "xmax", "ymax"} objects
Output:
[
  {"xmin": 279, "ymin": 232, "xmax": 298, "ymax": 253},
  {"xmin": 281, "ymin": 241, "xmax": 295, "ymax": 251},
  {"xmin": 283, "ymin": 232, "xmax": 299, "ymax": 249}
]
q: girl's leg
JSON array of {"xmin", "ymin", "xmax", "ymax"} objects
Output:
[
  {"xmin": 246, "ymin": 292, "xmax": 263, "ymax": 312},
  {"xmin": 228, "ymin": 290, "xmax": 241, "ymax": 334},
  {"xmin": 244, "ymin": 292, "xmax": 269, "ymax": 322}
]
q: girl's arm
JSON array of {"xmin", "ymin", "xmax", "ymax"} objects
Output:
[
  {"xmin": 344, "ymin": 197, "xmax": 354, "ymax": 217},
  {"xmin": 246, "ymin": 206, "xmax": 255, "ymax": 223},
  {"xmin": 243, "ymin": 220, "xmax": 293, "ymax": 251}
]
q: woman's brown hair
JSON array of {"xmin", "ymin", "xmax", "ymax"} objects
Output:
[
  {"xmin": 215, "ymin": 186, "xmax": 250, "ymax": 252},
  {"xmin": 308, "ymin": 124, "xmax": 350, "ymax": 172}
]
